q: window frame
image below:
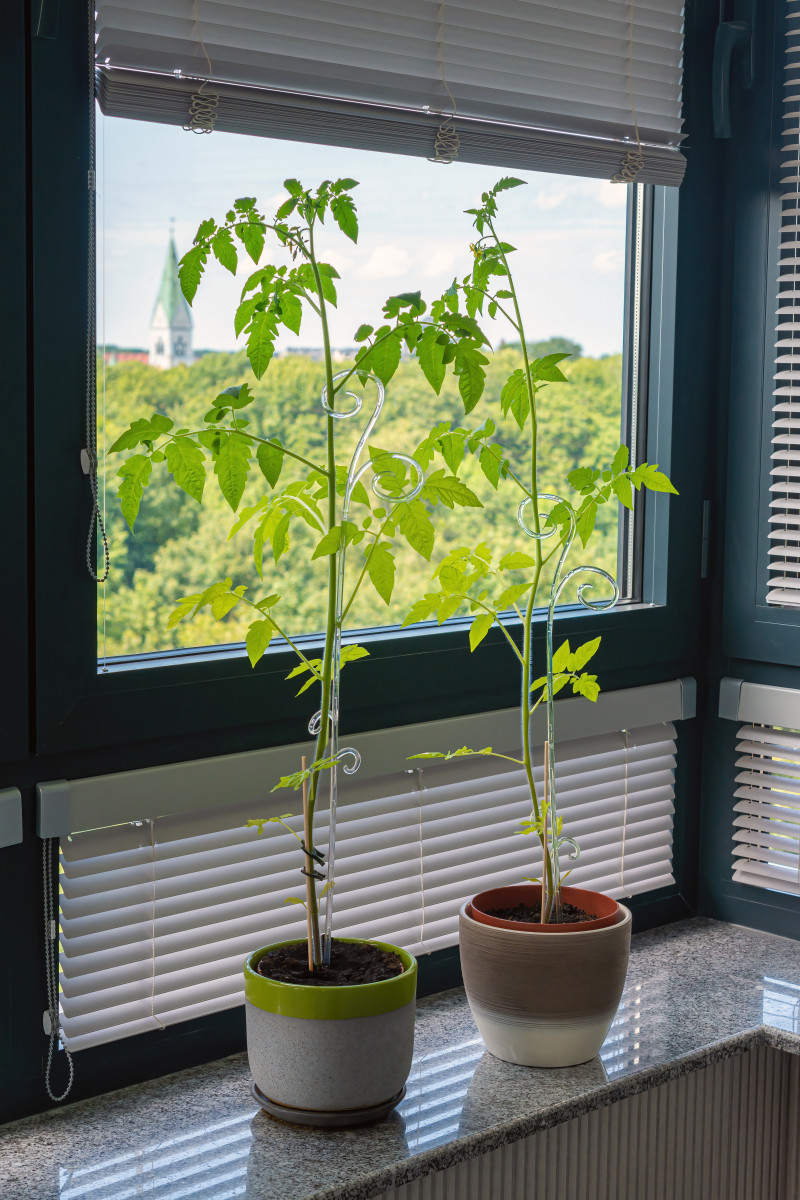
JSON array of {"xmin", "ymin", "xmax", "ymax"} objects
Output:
[{"xmin": 0, "ymin": 0, "xmax": 721, "ymax": 1123}]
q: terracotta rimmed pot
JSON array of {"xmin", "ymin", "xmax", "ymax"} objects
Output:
[
  {"xmin": 244, "ymin": 937, "xmax": 417, "ymax": 1120},
  {"xmin": 459, "ymin": 888, "xmax": 631, "ymax": 1068},
  {"xmin": 471, "ymin": 883, "xmax": 619, "ymax": 933}
]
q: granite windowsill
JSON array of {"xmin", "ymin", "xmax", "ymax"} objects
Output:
[{"xmin": 2, "ymin": 918, "xmax": 800, "ymax": 1200}]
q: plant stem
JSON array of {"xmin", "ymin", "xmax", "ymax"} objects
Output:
[{"xmin": 489, "ymin": 217, "xmax": 556, "ymax": 915}]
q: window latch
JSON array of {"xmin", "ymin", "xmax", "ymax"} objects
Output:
[{"xmin": 713, "ymin": 4, "xmax": 756, "ymax": 139}]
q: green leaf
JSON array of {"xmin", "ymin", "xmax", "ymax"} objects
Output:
[
  {"xmin": 212, "ymin": 227, "xmax": 238, "ymax": 274},
  {"xmin": 234, "ymin": 296, "xmax": 259, "ymax": 339},
  {"xmin": 246, "ymin": 618, "xmax": 274, "ymax": 667},
  {"xmin": 179, "ymin": 245, "xmax": 208, "ymax": 303},
  {"xmin": 631, "ymin": 463, "xmax": 679, "ymax": 494},
  {"xmin": 422, "ymin": 470, "xmax": 483, "ymax": 510},
  {"xmin": 612, "ymin": 474, "xmax": 633, "ymax": 509},
  {"xmin": 117, "ymin": 454, "xmax": 152, "ymax": 531},
  {"xmin": 354, "ymin": 323, "xmax": 373, "ymax": 342},
  {"xmin": 211, "ymin": 584, "xmax": 246, "ymax": 620},
  {"xmin": 246, "ymin": 311, "xmax": 277, "ymax": 379},
  {"xmin": 499, "ymin": 551, "xmax": 536, "ymax": 570},
  {"xmin": 454, "ymin": 344, "xmax": 487, "ymax": 414},
  {"xmin": 500, "ymin": 369, "xmax": 528, "ymax": 427},
  {"xmin": 310, "ymin": 523, "xmax": 353, "ymax": 560},
  {"xmin": 493, "ymin": 176, "xmax": 525, "ymax": 194},
  {"xmin": 278, "ymin": 291, "xmax": 302, "ymax": 335},
  {"xmin": 237, "ymin": 219, "xmax": 265, "ymax": 264},
  {"xmin": 552, "ymin": 639, "xmax": 572, "ymax": 672},
  {"xmin": 571, "ymin": 636, "xmax": 601, "ymax": 670},
  {"xmin": 167, "ymin": 594, "xmax": 201, "ymax": 630},
  {"xmin": 340, "ymin": 644, "xmax": 369, "ymax": 666},
  {"xmin": 567, "ymin": 466, "xmax": 595, "ymax": 491},
  {"xmin": 437, "ymin": 594, "xmax": 463, "ymax": 623},
  {"xmin": 479, "ymin": 444, "xmax": 503, "ymax": 488},
  {"xmin": 316, "ymin": 263, "xmax": 338, "ymax": 305},
  {"xmin": 165, "ymin": 436, "xmax": 206, "ymax": 503},
  {"xmin": 283, "ymin": 178, "xmax": 303, "ymax": 197},
  {"xmin": 402, "ymin": 596, "xmax": 437, "ymax": 627},
  {"xmin": 573, "ymin": 673, "xmax": 600, "ymax": 702},
  {"xmin": 364, "ymin": 332, "xmax": 402, "ymax": 385},
  {"xmin": 576, "ymin": 502, "xmax": 598, "ymax": 547},
  {"xmin": 612, "ymin": 445, "xmax": 630, "ymax": 474},
  {"xmin": 215, "ymin": 432, "xmax": 251, "ymax": 511},
  {"xmin": 330, "ymin": 194, "xmax": 358, "ymax": 242},
  {"xmin": 497, "ymin": 583, "xmax": 531, "ymax": 609},
  {"xmin": 271, "ymin": 512, "xmax": 291, "ymax": 564},
  {"xmin": 367, "ymin": 543, "xmax": 395, "ymax": 604},
  {"xmin": 256, "ymin": 439, "xmax": 284, "ymax": 488},
  {"xmin": 469, "ymin": 612, "xmax": 494, "ymax": 651},
  {"xmin": 109, "ymin": 415, "xmax": 174, "ymax": 452},
  {"xmin": 416, "ymin": 326, "xmax": 448, "ymax": 394},
  {"xmin": 438, "ymin": 431, "xmax": 467, "ymax": 475},
  {"xmin": 395, "ymin": 499, "xmax": 435, "ymax": 561}
]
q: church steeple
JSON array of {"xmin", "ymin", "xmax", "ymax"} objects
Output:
[{"xmin": 149, "ymin": 235, "xmax": 194, "ymax": 369}]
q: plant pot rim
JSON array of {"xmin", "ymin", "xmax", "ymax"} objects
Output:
[
  {"xmin": 244, "ymin": 936, "xmax": 417, "ymax": 1020},
  {"xmin": 470, "ymin": 883, "xmax": 619, "ymax": 933},
  {"xmin": 460, "ymin": 898, "xmax": 632, "ymax": 939}
]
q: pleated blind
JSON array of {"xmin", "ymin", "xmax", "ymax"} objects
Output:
[
  {"xmin": 59, "ymin": 721, "xmax": 676, "ymax": 1051},
  {"xmin": 732, "ymin": 723, "xmax": 800, "ymax": 896},
  {"xmin": 768, "ymin": 0, "xmax": 800, "ymax": 605},
  {"xmin": 94, "ymin": 0, "xmax": 686, "ymax": 185}
]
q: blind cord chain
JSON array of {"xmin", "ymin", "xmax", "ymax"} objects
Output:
[
  {"xmin": 611, "ymin": 0, "xmax": 645, "ymax": 185},
  {"xmin": 43, "ymin": 838, "xmax": 74, "ymax": 1102},
  {"xmin": 428, "ymin": 2, "xmax": 460, "ymax": 164},
  {"xmin": 184, "ymin": 0, "xmax": 219, "ymax": 133},
  {"xmin": 84, "ymin": 0, "xmax": 110, "ymax": 585}
]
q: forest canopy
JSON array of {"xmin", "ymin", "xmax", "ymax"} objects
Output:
[{"xmin": 99, "ymin": 344, "xmax": 623, "ymax": 657}]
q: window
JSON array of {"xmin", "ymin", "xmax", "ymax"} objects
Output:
[{"xmin": 96, "ymin": 114, "xmax": 640, "ymax": 659}]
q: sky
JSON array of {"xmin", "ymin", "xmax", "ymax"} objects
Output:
[{"xmin": 96, "ymin": 110, "xmax": 629, "ymax": 357}]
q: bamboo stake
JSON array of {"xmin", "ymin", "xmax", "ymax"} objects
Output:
[{"xmin": 301, "ymin": 756, "xmax": 315, "ymax": 973}]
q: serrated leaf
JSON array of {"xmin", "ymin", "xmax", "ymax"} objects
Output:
[
  {"xmin": 574, "ymin": 673, "xmax": 600, "ymax": 701},
  {"xmin": 211, "ymin": 585, "xmax": 246, "ymax": 620},
  {"xmin": 493, "ymin": 176, "xmax": 525, "ymax": 193},
  {"xmin": 354, "ymin": 323, "xmax": 373, "ymax": 342},
  {"xmin": 497, "ymin": 583, "xmax": 531, "ymax": 609},
  {"xmin": 234, "ymin": 296, "xmax": 259, "ymax": 339},
  {"xmin": 278, "ymin": 291, "xmax": 302, "ymax": 335},
  {"xmin": 330, "ymin": 194, "xmax": 358, "ymax": 242},
  {"xmin": 612, "ymin": 474, "xmax": 633, "ymax": 509},
  {"xmin": 576, "ymin": 502, "xmax": 598, "ymax": 547},
  {"xmin": 167, "ymin": 594, "xmax": 201, "ymax": 630},
  {"xmin": 117, "ymin": 454, "xmax": 152, "ymax": 531},
  {"xmin": 416, "ymin": 326, "xmax": 448, "ymax": 394},
  {"xmin": 438, "ymin": 431, "xmax": 466, "ymax": 475},
  {"xmin": 395, "ymin": 499, "xmax": 435, "ymax": 561},
  {"xmin": 454, "ymin": 346, "xmax": 487, "ymax": 414},
  {"xmin": 275, "ymin": 196, "xmax": 298, "ymax": 220},
  {"xmin": 179, "ymin": 245, "xmax": 208, "ymax": 303},
  {"xmin": 567, "ymin": 465, "xmax": 595, "ymax": 491},
  {"xmin": 612, "ymin": 445, "xmax": 630, "ymax": 474},
  {"xmin": 499, "ymin": 551, "xmax": 536, "ymax": 569},
  {"xmin": 422, "ymin": 470, "xmax": 483, "ymax": 510},
  {"xmin": 631, "ymin": 463, "xmax": 679, "ymax": 494},
  {"xmin": 271, "ymin": 511, "xmax": 291, "ymax": 565},
  {"xmin": 340, "ymin": 644, "xmax": 369, "ymax": 666},
  {"xmin": 479, "ymin": 444, "xmax": 503, "ymax": 488},
  {"xmin": 366, "ymin": 543, "xmax": 395, "ymax": 604},
  {"xmin": 212, "ymin": 227, "xmax": 238, "ymax": 274},
  {"xmin": 571, "ymin": 636, "xmax": 601, "ymax": 670},
  {"xmin": 165, "ymin": 436, "xmax": 206, "ymax": 503},
  {"xmin": 364, "ymin": 332, "xmax": 402, "ymax": 386},
  {"xmin": 246, "ymin": 619, "xmax": 274, "ymax": 667},
  {"xmin": 215, "ymin": 432, "xmax": 251, "ymax": 511},
  {"xmin": 402, "ymin": 596, "xmax": 437, "ymax": 627},
  {"xmin": 246, "ymin": 310, "xmax": 277, "ymax": 379},
  {"xmin": 469, "ymin": 613, "xmax": 494, "ymax": 651},
  {"xmin": 552, "ymin": 639, "xmax": 572, "ymax": 672},
  {"xmin": 256, "ymin": 439, "xmax": 284, "ymax": 488},
  {"xmin": 237, "ymin": 219, "xmax": 265, "ymax": 264}
]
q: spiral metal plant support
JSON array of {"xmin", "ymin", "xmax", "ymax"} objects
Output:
[
  {"xmin": 517, "ymin": 493, "xmax": 619, "ymax": 921},
  {"xmin": 313, "ymin": 372, "xmax": 424, "ymax": 964}
]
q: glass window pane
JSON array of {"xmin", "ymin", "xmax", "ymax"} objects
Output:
[{"xmin": 96, "ymin": 112, "xmax": 629, "ymax": 661}]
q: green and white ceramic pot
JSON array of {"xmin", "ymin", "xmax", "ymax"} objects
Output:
[
  {"xmin": 459, "ymin": 891, "xmax": 632, "ymax": 1068},
  {"xmin": 244, "ymin": 937, "xmax": 417, "ymax": 1115}
]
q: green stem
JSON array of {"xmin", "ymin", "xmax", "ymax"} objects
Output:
[
  {"xmin": 488, "ymin": 216, "xmax": 556, "ymax": 913},
  {"xmin": 231, "ymin": 590, "xmax": 322, "ymax": 680}
]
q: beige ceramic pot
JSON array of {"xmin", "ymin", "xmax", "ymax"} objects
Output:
[{"xmin": 459, "ymin": 894, "xmax": 632, "ymax": 1068}]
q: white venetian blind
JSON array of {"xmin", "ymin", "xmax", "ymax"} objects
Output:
[
  {"xmin": 768, "ymin": 0, "xmax": 800, "ymax": 605},
  {"xmin": 94, "ymin": 0, "xmax": 686, "ymax": 185},
  {"xmin": 732, "ymin": 723, "xmax": 800, "ymax": 896},
  {"xmin": 59, "ymin": 721, "xmax": 676, "ymax": 1052}
]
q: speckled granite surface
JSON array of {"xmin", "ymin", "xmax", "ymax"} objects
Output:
[{"xmin": 2, "ymin": 919, "xmax": 800, "ymax": 1200}]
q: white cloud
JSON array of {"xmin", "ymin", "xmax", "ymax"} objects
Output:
[
  {"xmin": 592, "ymin": 249, "xmax": 623, "ymax": 275},
  {"xmin": 535, "ymin": 188, "xmax": 568, "ymax": 211},
  {"xmin": 420, "ymin": 246, "xmax": 457, "ymax": 278},
  {"xmin": 586, "ymin": 180, "xmax": 628, "ymax": 209},
  {"xmin": 355, "ymin": 244, "xmax": 412, "ymax": 280}
]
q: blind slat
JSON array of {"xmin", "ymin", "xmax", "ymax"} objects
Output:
[
  {"xmin": 731, "ymin": 720, "xmax": 800, "ymax": 899},
  {"xmin": 59, "ymin": 711, "xmax": 677, "ymax": 1050}
]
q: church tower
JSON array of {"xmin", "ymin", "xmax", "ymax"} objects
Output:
[{"xmin": 149, "ymin": 236, "xmax": 194, "ymax": 369}]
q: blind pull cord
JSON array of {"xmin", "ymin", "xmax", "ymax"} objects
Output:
[
  {"xmin": 43, "ymin": 838, "xmax": 75, "ymax": 1102},
  {"xmin": 620, "ymin": 729, "xmax": 630, "ymax": 895},
  {"xmin": 427, "ymin": 2, "xmax": 460, "ymax": 164},
  {"xmin": 611, "ymin": 0, "xmax": 645, "ymax": 185},
  {"xmin": 84, "ymin": 0, "xmax": 110, "ymax": 585},
  {"xmin": 184, "ymin": 0, "xmax": 219, "ymax": 134}
]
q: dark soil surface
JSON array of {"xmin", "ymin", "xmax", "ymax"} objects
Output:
[
  {"xmin": 487, "ymin": 901, "xmax": 599, "ymax": 924},
  {"xmin": 257, "ymin": 939, "xmax": 405, "ymax": 986}
]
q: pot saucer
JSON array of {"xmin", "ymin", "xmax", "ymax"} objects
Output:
[{"xmin": 251, "ymin": 1081, "xmax": 406, "ymax": 1127}]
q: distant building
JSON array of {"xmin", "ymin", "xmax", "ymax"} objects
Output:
[
  {"xmin": 104, "ymin": 346, "xmax": 149, "ymax": 365},
  {"xmin": 149, "ymin": 237, "xmax": 193, "ymax": 369}
]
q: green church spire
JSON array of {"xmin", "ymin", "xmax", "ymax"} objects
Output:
[{"xmin": 152, "ymin": 237, "xmax": 192, "ymax": 326}]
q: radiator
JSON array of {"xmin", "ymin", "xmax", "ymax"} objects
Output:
[{"xmin": 384, "ymin": 1045, "xmax": 800, "ymax": 1200}]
